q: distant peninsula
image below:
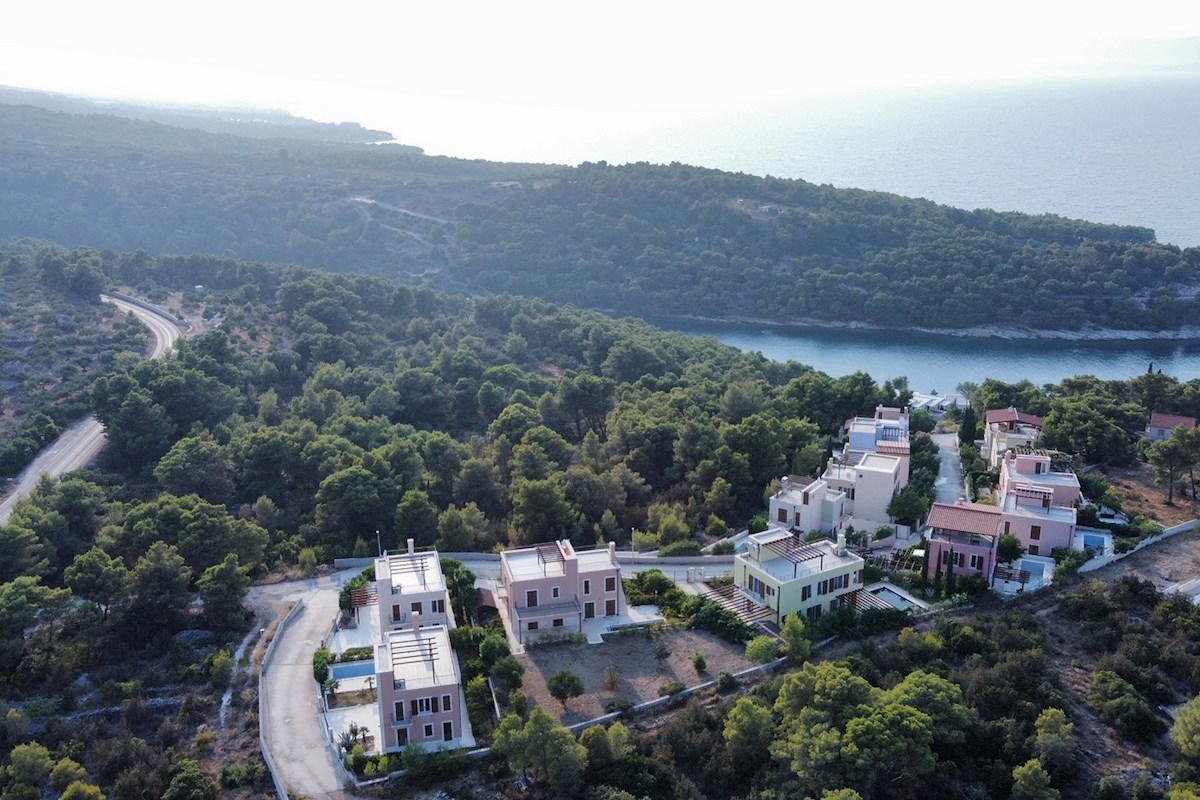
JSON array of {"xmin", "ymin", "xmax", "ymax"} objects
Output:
[{"xmin": 0, "ymin": 88, "xmax": 1196, "ymax": 334}]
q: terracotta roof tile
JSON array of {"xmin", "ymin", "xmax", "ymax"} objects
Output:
[
  {"xmin": 927, "ymin": 502, "xmax": 1001, "ymax": 536},
  {"xmin": 1150, "ymin": 412, "xmax": 1196, "ymax": 430}
]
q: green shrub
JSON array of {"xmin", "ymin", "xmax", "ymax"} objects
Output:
[
  {"xmin": 689, "ymin": 599, "xmax": 754, "ymax": 644},
  {"xmin": 658, "ymin": 681, "xmax": 685, "ymax": 697},
  {"xmin": 714, "ymin": 672, "xmax": 737, "ymax": 693},
  {"xmin": 604, "ymin": 698, "xmax": 635, "ymax": 714},
  {"xmin": 657, "ymin": 539, "xmax": 701, "ymax": 557},
  {"xmin": 336, "ymin": 646, "xmax": 374, "ymax": 662},
  {"xmin": 1090, "ymin": 670, "xmax": 1167, "ymax": 742},
  {"xmin": 312, "ymin": 648, "xmax": 331, "ymax": 685},
  {"xmin": 709, "ymin": 540, "xmax": 735, "ymax": 555}
]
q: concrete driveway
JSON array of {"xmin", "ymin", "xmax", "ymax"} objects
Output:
[
  {"xmin": 257, "ymin": 572, "xmax": 361, "ymax": 800},
  {"xmin": 931, "ymin": 432, "xmax": 967, "ymax": 505}
]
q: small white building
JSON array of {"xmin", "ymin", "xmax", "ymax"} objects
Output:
[{"xmin": 768, "ymin": 475, "xmax": 847, "ymax": 535}]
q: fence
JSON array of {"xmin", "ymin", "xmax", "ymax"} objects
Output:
[
  {"xmin": 259, "ymin": 598, "xmax": 306, "ymax": 800},
  {"xmin": 101, "ymin": 291, "xmax": 187, "ymax": 325},
  {"xmin": 1078, "ymin": 519, "xmax": 1197, "ymax": 574}
]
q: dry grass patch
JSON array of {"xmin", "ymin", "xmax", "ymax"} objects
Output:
[{"xmin": 517, "ymin": 626, "xmax": 755, "ymax": 725}]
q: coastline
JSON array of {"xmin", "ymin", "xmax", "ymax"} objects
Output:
[{"xmin": 643, "ymin": 312, "xmax": 1200, "ymax": 343}]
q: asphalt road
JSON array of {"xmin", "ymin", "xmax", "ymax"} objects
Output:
[
  {"xmin": 0, "ymin": 295, "xmax": 182, "ymax": 523},
  {"xmin": 254, "ymin": 572, "xmax": 361, "ymax": 800},
  {"xmin": 932, "ymin": 432, "xmax": 968, "ymax": 505}
]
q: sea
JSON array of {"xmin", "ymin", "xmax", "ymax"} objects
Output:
[{"xmin": 413, "ymin": 75, "xmax": 1200, "ymax": 389}]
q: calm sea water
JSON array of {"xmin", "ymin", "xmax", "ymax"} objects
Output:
[
  {"xmin": 652, "ymin": 318, "xmax": 1200, "ymax": 391},
  {"xmin": 617, "ymin": 77, "xmax": 1200, "ymax": 248},
  {"xmin": 414, "ymin": 76, "xmax": 1200, "ymax": 387}
]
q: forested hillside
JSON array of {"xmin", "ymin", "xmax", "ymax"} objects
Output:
[
  {"xmin": 2, "ymin": 99, "xmax": 1198, "ymax": 332},
  {"xmin": 4, "ymin": 245, "xmax": 1200, "ymax": 798},
  {"xmin": 451, "ymin": 161, "xmax": 1200, "ymax": 330}
]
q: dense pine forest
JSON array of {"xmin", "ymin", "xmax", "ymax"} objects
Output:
[{"xmin": 2, "ymin": 241, "xmax": 1200, "ymax": 798}]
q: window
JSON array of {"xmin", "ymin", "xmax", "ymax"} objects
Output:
[
  {"xmin": 392, "ymin": 604, "xmax": 401, "ymax": 622},
  {"xmin": 424, "ymin": 724, "xmax": 434, "ymax": 738},
  {"xmin": 806, "ymin": 605, "xmax": 822, "ymax": 622},
  {"xmin": 443, "ymin": 721, "xmax": 454, "ymax": 742},
  {"xmin": 397, "ymin": 728, "xmax": 408, "ymax": 746},
  {"xmin": 1030, "ymin": 525, "xmax": 1041, "ymax": 541},
  {"xmin": 605, "ymin": 577, "xmax": 616, "ymax": 592},
  {"xmin": 417, "ymin": 697, "xmax": 432, "ymax": 715},
  {"xmin": 394, "ymin": 702, "xmax": 405, "ymax": 722},
  {"xmin": 1004, "ymin": 521, "xmax": 1011, "ymax": 535},
  {"xmin": 801, "ymin": 585, "xmax": 811, "ymax": 601},
  {"xmin": 969, "ymin": 554, "xmax": 982, "ymax": 569},
  {"xmin": 552, "ymin": 586, "xmax": 560, "ymax": 599},
  {"xmin": 432, "ymin": 599, "xmax": 445, "ymax": 613},
  {"xmin": 802, "ymin": 492, "xmax": 810, "ymax": 505},
  {"xmin": 526, "ymin": 589, "xmax": 538, "ymax": 608},
  {"xmin": 553, "ymin": 618, "xmax": 564, "ymax": 627},
  {"xmin": 583, "ymin": 579, "xmax": 591, "ymax": 595},
  {"xmin": 411, "ymin": 601, "xmax": 422, "ymax": 615},
  {"xmin": 529, "ymin": 621, "xmax": 539, "ymax": 631},
  {"xmin": 1029, "ymin": 545, "xmax": 1040, "ymax": 556},
  {"xmin": 442, "ymin": 694, "xmax": 452, "ymax": 712},
  {"xmin": 941, "ymin": 551, "xmax": 949, "ymax": 565},
  {"xmin": 777, "ymin": 508, "xmax": 788, "ymax": 523}
]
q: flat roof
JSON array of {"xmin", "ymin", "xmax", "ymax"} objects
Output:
[
  {"xmin": 376, "ymin": 551, "xmax": 445, "ymax": 594},
  {"xmin": 374, "ymin": 625, "xmax": 459, "ymax": 690},
  {"xmin": 503, "ymin": 543, "xmax": 567, "ymax": 580},
  {"xmin": 1002, "ymin": 494, "xmax": 1076, "ymax": 523},
  {"xmin": 501, "ymin": 540, "xmax": 618, "ymax": 580},
  {"xmin": 857, "ymin": 453, "xmax": 902, "ymax": 473},
  {"xmin": 741, "ymin": 530, "xmax": 862, "ymax": 583},
  {"xmin": 576, "ymin": 549, "xmax": 618, "ymax": 573}
]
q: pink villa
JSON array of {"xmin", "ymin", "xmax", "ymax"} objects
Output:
[
  {"xmin": 374, "ymin": 622, "xmax": 474, "ymax": 752},
  {"xmin": 375, "ymin": 543, "xmax": 451, "ymax": 631},
  {"xmin": 924, "ymin": 501, "xmax": 1001, "ymax": 582},
  {"xmin": 925, "ymin": 449, "xmax": 1081, "ymax": 586},
  {"xmin": 498, "ymin": 539, "xmax": 624, "ymax": 644}
]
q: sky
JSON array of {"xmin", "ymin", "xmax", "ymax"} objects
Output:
[{"xmin": 3, "ymin": 1, "xmax": 1200, "ymax": 159}]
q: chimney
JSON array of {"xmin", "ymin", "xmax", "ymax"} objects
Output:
[
  {"xmin": 608, "ymin": 541, "xmax": 616, "ymax": 561},
  {"xmin": 407, "ymin": 538, "xmax": 415, "ymax": 555},
  {"xmin": 412, "ymin": 611, "xmax": 420, "ymax": 631},
  {"xmin": 836, "ymin": 530, "xmax": 847, "ymax": 557}
]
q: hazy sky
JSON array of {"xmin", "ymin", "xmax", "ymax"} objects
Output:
[{"xmin": 4, "ymin": 1, "xmax": 1199, "ymax": 158}]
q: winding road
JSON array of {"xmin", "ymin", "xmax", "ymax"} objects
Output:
[{"xmin": 0, "ymin": 294, "xmax": 183, "ymax": 523}]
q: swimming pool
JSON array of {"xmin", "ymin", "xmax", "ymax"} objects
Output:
[
  {"xmin": 330, "ymin": 659, "xmax": 375, "ymax": 680},
  {"xmin": 870, "ymin": 586, "xmax": 916, "ymax": 611}
]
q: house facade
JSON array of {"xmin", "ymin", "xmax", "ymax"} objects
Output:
[
  {"xmin": 821, "ymin": 451, "xmax": 906, "ymax": 527},
  {"xmin": 375, "ymin": 543, "xmax": 451, "ymax": 631},
  {"xmin": 769, "ymin": 475, "xmax": 847, "ymax": 535},
  {"xmin": 1146, "ymin": 412, "xmax": 1197, "ymax": 441},
  {"xmin": 734, "ymin": 529, "xmax": 865, "ymax": 624},
  {"xmin": 924, "ymin": 501, "xmax": 1001, "ymax": 582},
  {"xmin": 983, "ymin": 407, "xmax": 1043, "ymax": 467},
  {"xmin": 374, "ymin": 623, "xmax": 474, "ymax": 752},
  {"xmin": 499, "ymin": 540, "xmax": 624, "ymax": 644}
]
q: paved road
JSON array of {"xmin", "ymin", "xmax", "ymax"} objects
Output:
[
  {"xmin": 932, "ymin": 432, "xmax": 967, "ymax": 505},
  {"xmin": 255, "ymin": 572, "xmax": 361, "ymax": 800},
  {"xmin": 0, "ymin": 295, "xmax": 182, "ymax": 523}
]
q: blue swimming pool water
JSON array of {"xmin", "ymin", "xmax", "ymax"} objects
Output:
[
  {"xmin": 331, "ymin": 659, "xmax": 375, "ymax": 680},
  {"xmin": 870, "ymin": 586, "xmax": 916, "ymax": 611}
]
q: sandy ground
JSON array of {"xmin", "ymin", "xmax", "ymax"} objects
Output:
[{"xmin": 517, "ymin": 626, "xmax": 755, "ymax": 725}]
